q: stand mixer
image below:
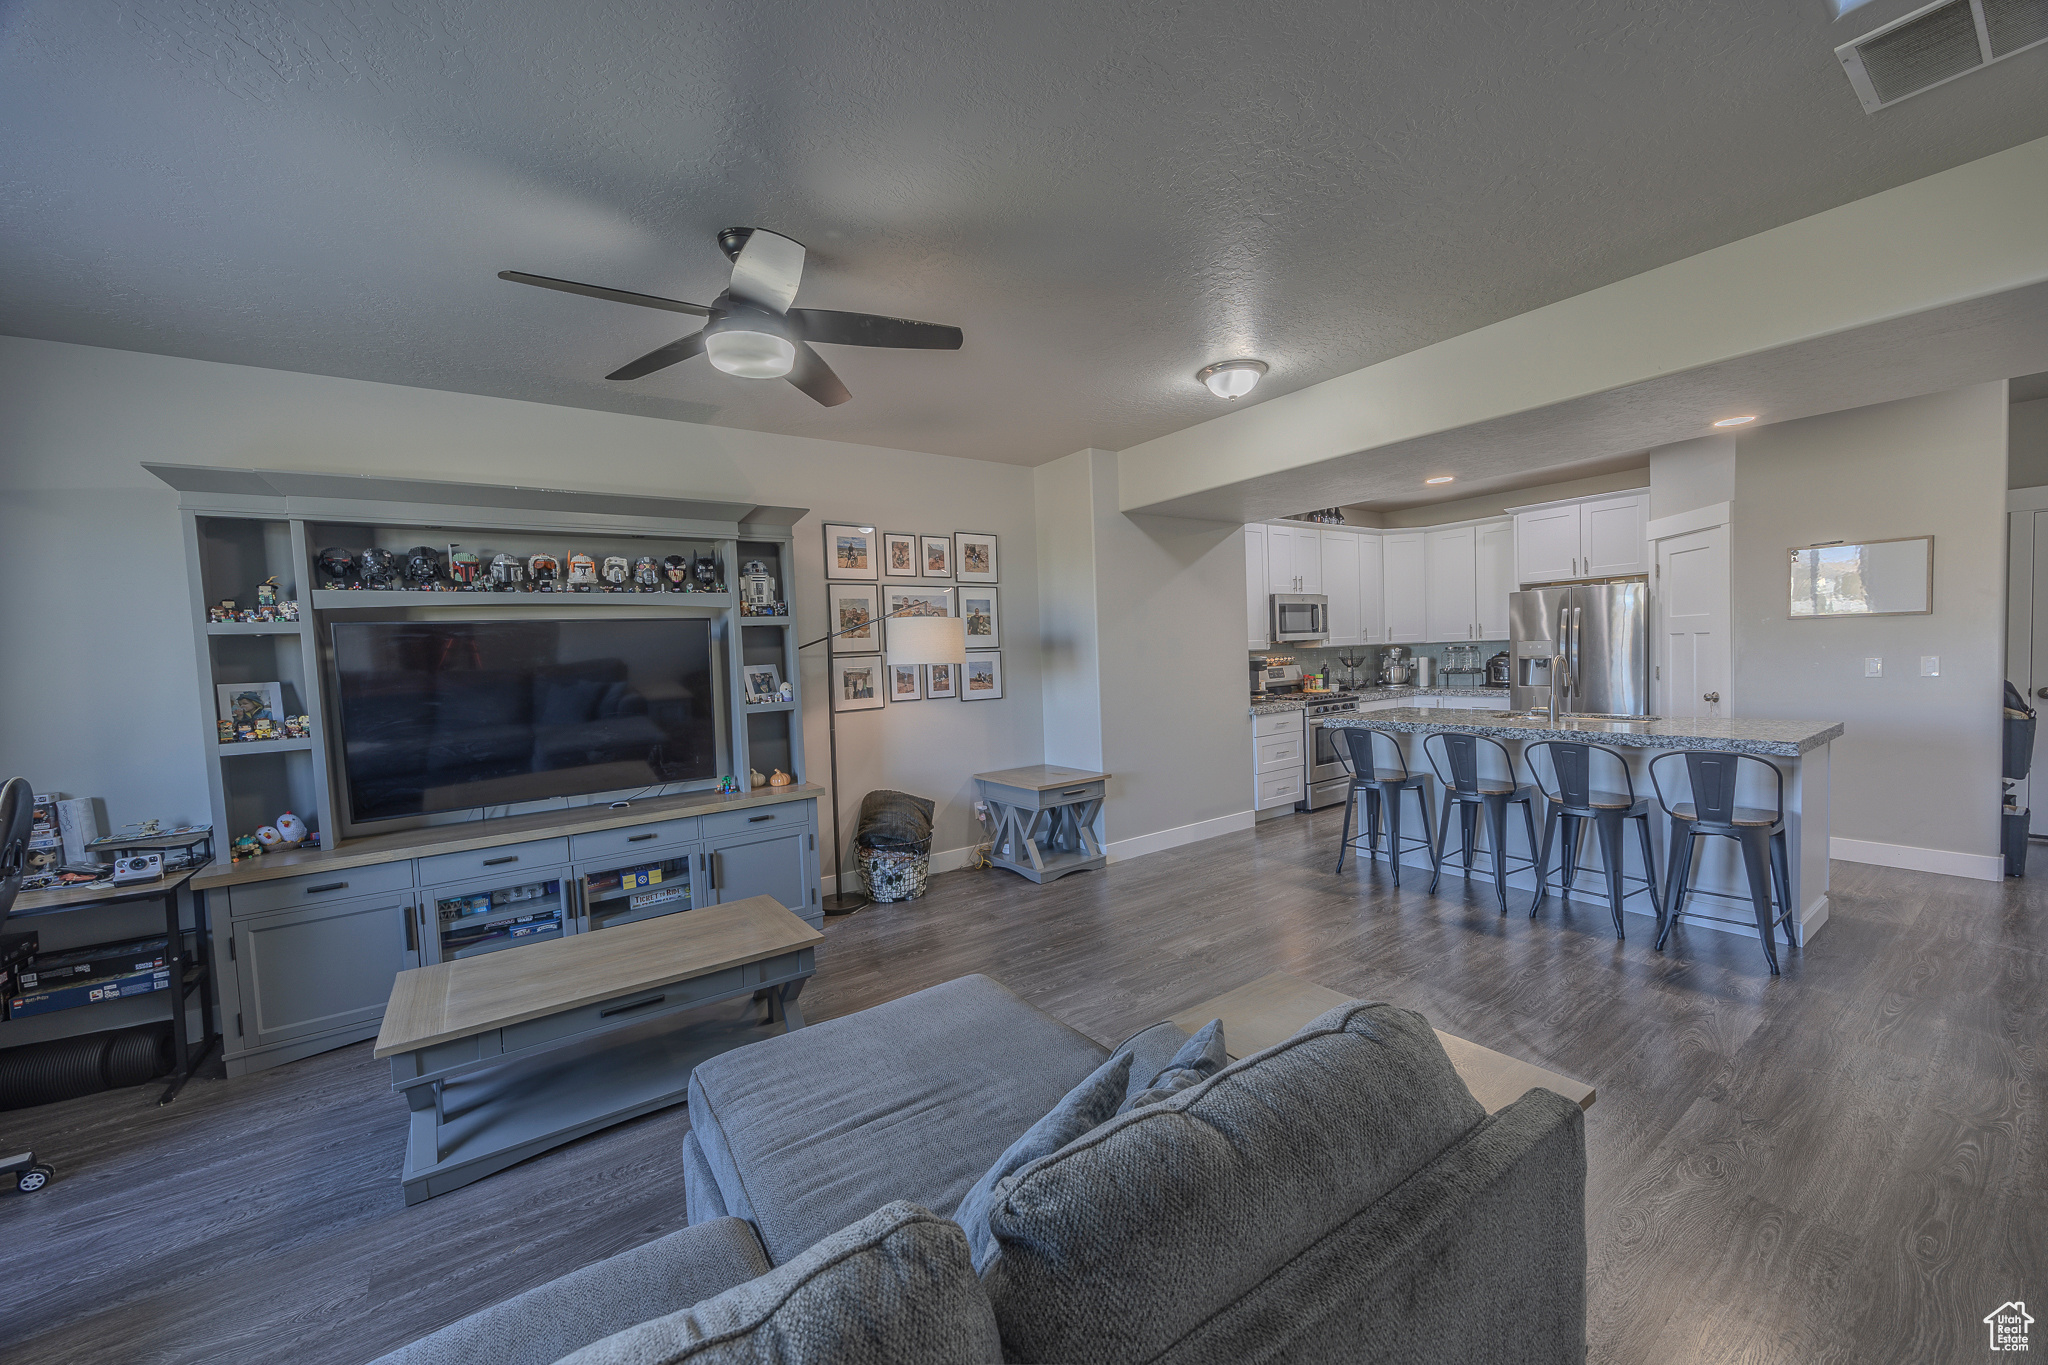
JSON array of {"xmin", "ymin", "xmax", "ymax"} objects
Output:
[{"xmin": 1379, "ymin": 645, "xmax": 1412, "ymax": 686}]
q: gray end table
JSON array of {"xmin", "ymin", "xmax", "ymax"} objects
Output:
[{"xmin": 975, "ymin": 766, "xmax": 1109, "ymax": 883}]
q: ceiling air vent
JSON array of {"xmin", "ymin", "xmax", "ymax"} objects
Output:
[{"xmin": 1837, "ymin": 0, "xmax": 2048, "ymax": 111}]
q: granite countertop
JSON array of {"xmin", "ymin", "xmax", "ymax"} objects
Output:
[
  {"xmin": 1321, "ymin": 707, "xmax": 1844, "ymax": 756},
  {"xmin": 1249, "ymin": 685, "xmax": 1508, "ymax": 717}
]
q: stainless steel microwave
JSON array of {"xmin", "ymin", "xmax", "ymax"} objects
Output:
[{"xmin": 1269, "ymin": 593, "xmax": 1330, "ymax": 643}]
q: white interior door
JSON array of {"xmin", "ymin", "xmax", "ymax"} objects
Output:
[
  {"xmin": 1655, "ymin": 525, "xmax": 1730, "ymax": 720},
  {"xmin": 2027, "ymin": 512, "xmax": 2048, "ymax": 832}
]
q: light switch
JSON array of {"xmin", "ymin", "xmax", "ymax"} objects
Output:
[
  {"xmin": 1921, "ymin": 655, "xmax": 1939, "ymax": 676},
  {"xmin": 1864, "ymin": 657, "xmax": 1882, "ymax": 677}
]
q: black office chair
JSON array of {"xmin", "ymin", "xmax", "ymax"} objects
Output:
[{"xmin": 1, "ymin": 776, "xmax": 55, "ymax": 1192}]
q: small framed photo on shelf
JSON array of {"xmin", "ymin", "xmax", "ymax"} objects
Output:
[
  {"xmin": 925, "ymin": 662, "xmax": 959, "ymax": 699},
  {"xmin": 961, "ymin": 587, "xmax": 1000, "ymax": 648},
  {"xmin": 921, "ymin": 535, "xmax": 953, "ymax": 579},
  {"xmin": 824, "ymin": 523, "xmax": 878, "ymax": 580},
  {"xmin": 954, "ymin": 531, "xmax": 998, "ymax": 583},
  {"xmin": 961, "ymin": 653, "xmax": 1003, "ymax": 700},
  {"xmin": 833, "ymin": 658, "xmax": 886, "ymax": 711},
  {"xmin": 828, "ymin": 583, "xmax": 883, "ymax": 654},
  {"xmin": 216, "ymin": 681, "xmax": 284, "ymax": 737},
  {"xmin": 882, "ymin": 532, "xmax": 919, "ymax": 578},
  {"xmin": 889, "ymin": 663, "xmax": 924, "ymax": 701},
  {"xmin": 885, "ymin": 585, "xmax": 954, "ymax": 618},
  {"xmin": 742, "ymin": 664, "xmax": 784, "ymax": 705}
]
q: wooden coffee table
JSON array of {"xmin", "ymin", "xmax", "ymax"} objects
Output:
[
  {"xmin": 1167, "ymin": 972, "xmax": 1593, "ymax": 1114},
  {"xmin": 375, "ymin": 895, "xmax": 822, "ymax": 1204}
]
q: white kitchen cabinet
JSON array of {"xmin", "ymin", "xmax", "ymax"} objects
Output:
[
  {"xmin": 1424, "ymin": 525, "xmax": 1478, "ymax": 643},
  {"xmin": 1382, "ymin": 533, "xmax": 1427, "ymax": 643},
  {"xmin": 1514, "ymin": 504, "xmax": 1581, "ymax": 584},
  {"xmin": 1263, "ymin": 522, "xmax": 1322, "ymax": 595},
  {"xmin": 1320, "ymin": 530, "xmax": 1362, "ymax": 647},
  {"xmin": 1358, "ymin": 533, "xmax": 1385, "ymax": 644},
  {"xmin": 1581, "ymin": 493, "xmax": 1651, "ymax": 578},
  {"xmin": 1252, "ymin": 709, "xmax": 1305, "ymax": 811},
  {"xmin": 1475, "ymin": 520, "xmax": 1516, "ymax": 639},
  {"xmin": 1245, "ymin": 524, "xmax": 1269, "ymax": 649}
]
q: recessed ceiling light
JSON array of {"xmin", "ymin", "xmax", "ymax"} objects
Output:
[
  {"xmin": 1196, "ymin": 359, "xmax": 1268, "ymax": 399},
  {"xmin": 1713, "ymin": 415, "xmax": 1757, "ymax": 427},
  {"xmin": 1425, "ymin": 476, "xmax": 1455, "ymax": 485}
]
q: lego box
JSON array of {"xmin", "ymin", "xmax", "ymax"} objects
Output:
[
  {"xmin": 15, "ymin": 936, "xmax": 169, "ymax": 994},
  {"xmin": 8, "ymin": 965, "xmax": 171, "ymax": 1019}
]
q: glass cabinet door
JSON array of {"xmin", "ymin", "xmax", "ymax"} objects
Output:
[
  {"xmin": 581, "ymin": 850, "xmax": 697, "ymax": 932},
  {"xmin": 435, "ymin": 878, "xmax": 566, "ymax": 960}
]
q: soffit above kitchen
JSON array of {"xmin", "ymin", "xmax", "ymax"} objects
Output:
[{"xmin": 1, "ymin": 0, "xmax": 2045, "ymax": 466}]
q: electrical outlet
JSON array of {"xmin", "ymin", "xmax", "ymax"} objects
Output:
[
  {"xmin": 1921, "ymin": 655, "xmax": 1939, "ymax": 676},
  {"xmin": 1864, "ymin": 657, "xmax": 1882, "ymax": 677}
]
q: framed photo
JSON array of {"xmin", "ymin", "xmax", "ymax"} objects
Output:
[
  {"xmin": 832, "ymin": 658, "xmax": 886, "ymax": 711},
  {"xmin": 961, "ymin": 653, "xmax": 1003, "ymax": 700},
  {"xmin": 824, "ymin": 523, "xmax": 878, "ymax": 580},
  {"xmin": 827, "ymin": 583, "xmax": 883, "ymax": 654},
  {"xmin": 888, "ymin": 663, "xmax": 924, "ymax": 701},
  {"xmin": 742, "ymin": 664, "xmax": 784, "ymax": 705},
  {"xmin": 882, "ymin": 532, "xmax": 919, "ymax": 578},
  {"xmin": 960, "ymin": 587, "xmax": 1000, "ymax": 648},
  {"xmin": 921, "ymin": 535, "xmax": 953, "ymax": 579},
  {"xmin": 954, "ymin": 531, "xmax": 998, "ymax": 583},
  {"xmin": 217, "ymin": 681, "xmax": 283, "ymax": 731},
  {"xmin": 885, "ymin": 585, "xmax": 954, "ymax": 618},
  {"xmin": 925, "ymin": 663, "xmax": 958, "ymax": 699}
]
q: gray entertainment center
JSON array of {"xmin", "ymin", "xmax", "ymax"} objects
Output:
[{"xmin": 150, "ymin": 465, "xmax": 824, "ymax": 1078}]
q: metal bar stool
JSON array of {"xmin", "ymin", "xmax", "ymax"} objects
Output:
[
  {"xmin": 1423, "ymin": 732, "xmax": 1542, "ymax": 914},
  {"xmin": 1647, "ymin": 751, "xmax": 1793, "ymax": 975},
  {"xmin": 1526, "ymin": 741, "xmax": 1662, "ymax": 940},
  {"xmin": 1333, "ymin": 726, "xmax": 1441, "ymax": 891}
]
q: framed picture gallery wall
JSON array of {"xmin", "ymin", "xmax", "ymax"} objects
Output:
[
  {"xmin": 824, "ymin": 523, "xmax": 878, "ymax": 580},
  {"xmin": 828, "ymin": 582, "xmax": 883, "ymax": 654},
  {"xmin": 822, "ymin": 520, "xmax": 1001, "ymax": 710}
]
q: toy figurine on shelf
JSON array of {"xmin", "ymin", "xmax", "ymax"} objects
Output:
[
  {"xmin": 216, "ymin": 599, "xmax": 238, "ymax": 620},
  {"xmin": 218, "ymin": 719, "xmax": 234, "ymax": 743},
  {"xmin": 317, "ymin": 547, "xmax": 357, "ymax": 586},
  {"xmin": 404, "ymin": 546, "xmax": 444, "ymax": 589},
  {"xmin": 230, "ymin": 833, "xmax": 262, "ymax": 862},
  {"xmin": 528, "ymin": 553, "xmax": 559, "ymax": 592},
  {"xmin": 449, "ymin": 549, "xmax": 482, "ymax": 586},
  {"xmin": 360, "ymin": 547, "xmax": 398, "ymax": 589},
  {"xmin": 778, "ymin": 682, "xmax": 794, "ymax": 702},
  {"xmin": 256, "ymin": 576, "xmax": 280, "ymax": 608},
  {"xmin": 693, "ymin": 554, "xmax": 723, "ymax": 593},
  {"xmin": 633, "ymin": 556, "xmax": 661, "ymax": 592},
  {"xmin": 253, "ymin": 717, "xmax": 276, "ymax": 740},
  {"xmin": 278, "ymin": 600, "xmax": 300, "ymax": 621},
  {"xmin": 769, "ymin": 768, "xmax": 794, "ymax": 787},
  {"xmin": 567, "ymin": 552, "xmax": 597, "ymax": 590},
  {"xmin": 207, "ymin": 605, "xmax": 231, "ymax": 624},
  {"xmin": 489, "ymin": 552, "xmax": 526, "ymax": 591},
  {"xmin": 254, "ymin": 824, "xmax": 283, "ymax": 850},
  {"xmin": 601, "ymin": 555, "xmax": 630, "ymax": 590},
  {"xmin": 662, "ymin": 555, "xmax": 691, "ymax": 592},
  {"xmin": 235, "ymin": 723, "xmax": 256, "ymax": 742},
  {"xmin": 275, "ymin": 812, "xmax": 307, "ymax": 848}
]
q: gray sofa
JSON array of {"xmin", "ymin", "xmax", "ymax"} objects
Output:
[{"xmin": 375, "ymin": 974, "xmax": 1587, "ymax": 1364}]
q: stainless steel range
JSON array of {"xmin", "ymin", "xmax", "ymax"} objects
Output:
[{"xmin": 1302, "ymin": 693, "xmax": 1363, "ymax": 810}]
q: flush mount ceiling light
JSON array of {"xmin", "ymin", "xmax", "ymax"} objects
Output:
[
  {"xmin": 1713, "ymin": 415, "xmax": 1757, "ymax": 427},
  {"xmin": 1425, "ymin": 476, "xmax": 1456, "ymax": 485},
  {"xmin": 1196, "ymin": 359, "xmax": 1268, "ymax": 399}
]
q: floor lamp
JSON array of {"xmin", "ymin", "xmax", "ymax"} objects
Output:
[{"xmin": 799, "ymin": 596, "xmax": 966, "ymax": 915}]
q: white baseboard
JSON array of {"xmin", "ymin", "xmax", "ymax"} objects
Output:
[
  {"xmin": 1106, "ymin": 809, "xmax": 1256, "ymax": 863},
  {"xmin": 1830, "ymin": 837, "xmax": 2004, "ymax": 882}
]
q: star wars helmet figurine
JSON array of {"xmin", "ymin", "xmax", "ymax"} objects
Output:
[
  {"xmin": 566, "ymin": 552, "xmax": 598, "ymax": 589},
  {"xmin": 528, "ymin": 553, "xmax": 560, "ymax": 591},
  {"xmin": 693, "ymin": 553, "xmax": 722, "ymax": 593},
  {"xmin": 403, "ymin": 546, "xmax": 444, "ymax": 588},
  {"xmin": 317, "ymin": 547, "xmax": 356, "ymax": 586},
  {"xmin": 359, "ymin": 547, "xmax": 399, "ymax": 589},
  {"xmin": 490, "ymin": 552, "xmax": 527, "ymax": 590},
  {"xmin": 633, "ymin": 556, "xmax": 661, "ymax": 592},
  {"xmin": 662, "ymin": 555, "xmax": 691, "ymax": 591},
  {"xmin": 601, "ymin": 555, "xmax": 630, "ymax": 589},
  {"xmin": 448, "ymin": 549, "xmax": 482, "ymax": 586}
]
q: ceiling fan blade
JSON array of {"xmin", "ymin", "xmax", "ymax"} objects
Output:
[
  {"xmin": 786, "ymin": 341, "xmax": 852, "ymax": 407},
  {"xmin": 790, "ymin": 309, "xmax": 963, "ymax": 350},
  {"xmin": 500, "ymin": 270, "xmax": 710, "ymax": 317},
  {"xmin": 606, "ymin": 331, "xmax": 707, "ymax": 381},
  {"xmin": 727, "ymin": 229, "xmax": 806, "ymax": 313}
]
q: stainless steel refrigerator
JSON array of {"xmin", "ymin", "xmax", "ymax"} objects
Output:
[{"xmin": 1508, "ymin": 580, "xmax": 1650, "ymax": 716}]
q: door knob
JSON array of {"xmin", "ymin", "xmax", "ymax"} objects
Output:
[{"xmin": 1703, "ymin": 691, "xmax": 1720, "ymax": 704}]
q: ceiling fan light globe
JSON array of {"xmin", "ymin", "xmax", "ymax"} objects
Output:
[{"xmin": 705, "ymin": 329, "xmax": 796, "ymax": 379}]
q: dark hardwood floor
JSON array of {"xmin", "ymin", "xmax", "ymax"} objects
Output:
[{"xmin": 2, "ymin": 806, "xmax": 2041, "ymax": 1364}]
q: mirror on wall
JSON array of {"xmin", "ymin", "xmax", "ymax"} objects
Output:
[{"xmin": 1788, "ymin": 536, "xmax": 1933, "ymax": 618}]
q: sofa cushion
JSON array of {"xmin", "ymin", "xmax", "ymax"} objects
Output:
[
  {"xmin": 557, "ymin": 1202, "xmax": 1003, "ymax": 1365},
  {"xmin": 683, "ymin": 1129, "xmax": 726, "ymax": 1222},
  {"xmin": 979, "ymin": 1000, "xmax": 1487, "ymax": 1364},
  {"xmin": 1118, "ymin": 1017, "xmax": 1226, "ymax": 1113},
  {"xmin": 685, "ymin": 974, "xmax": 1110, "ymax": 1264},
  {"xmin": 953, "ymin": 1050, "xmax": 1132, "ymax": 1270},
  {"xmin": 1107, "ymin": 1020, "xmax": 1191, "ymax": 1109},
  {"xmin": 367, "ymin": 1217, "xmax": 771, "ymax": 1365}
]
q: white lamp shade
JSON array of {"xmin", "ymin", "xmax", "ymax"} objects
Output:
[{"xmin": 887, "ymin": 615, "xmax": 967, "ymax": 666}]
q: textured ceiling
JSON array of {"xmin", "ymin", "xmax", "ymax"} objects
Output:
[{"xmin": 4, "ymin": 0, "xmax": 2047, "ymax": 466}]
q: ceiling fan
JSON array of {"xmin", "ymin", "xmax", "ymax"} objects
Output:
[{"xmin": 500, "ymin": 227, "xmax": 962, "ymax": 407}]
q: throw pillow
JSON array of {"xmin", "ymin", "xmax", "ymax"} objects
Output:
[
  {"xmin": 951, "ymin": 1049, "xmax": 1132, "ymax": 1271},
  {"xmin": 1117, "ymin": 1017, "xmax": 1226, "ymax": 1113}
]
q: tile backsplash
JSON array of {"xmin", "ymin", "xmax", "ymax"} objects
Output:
[{"xmin": 1252, "ymin": 641, "xmax": 1509, "ymax": 689}]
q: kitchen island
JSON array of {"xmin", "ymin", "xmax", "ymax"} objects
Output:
[{"xmin": 1323, "ymin": 709, "xmax": 1843, "ymax": 946}]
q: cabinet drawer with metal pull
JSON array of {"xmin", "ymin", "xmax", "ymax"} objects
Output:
[
  {"xmin": 226, "ymin": 858, "xmax": 417, "ymax": 919},
  {"xmin": 700, "ymin": 801, "xmax": 813, "ymax": 839},
  {"xmin": 417, "ymin": 838, "xmax": 571, "ymax": 889},
  {"xmin": 569, "ymin": 817, "xmax": 699, "ymax": 863}
]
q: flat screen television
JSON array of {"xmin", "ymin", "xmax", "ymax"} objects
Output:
[{"xmin": 329, "ymin": 617, "xmax": 720, "ymax": 826}]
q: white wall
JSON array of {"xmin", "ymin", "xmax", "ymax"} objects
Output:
[
  {"xmin": 2010, "ymin": 396, "xmax": 2048, "ymax": 490},
  {"xmin": 1033, "ymin": 451, "xmax": 1104, "ymax": 773},
  {"xmin": 1732, "ymin": 383, "xmax": 2007, "ymax": 859},
  {"xmin": 0, "ymin": 336, "xmax": 1046, "ymax": 872},
  {"xmin": 1648, "ymin": 434, "xmax": 1735, "ymax": 519}
]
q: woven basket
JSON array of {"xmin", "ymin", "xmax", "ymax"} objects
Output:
[{"xmin": 858, "ymin": 841, "xmax": 931, "ymax": 902}]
